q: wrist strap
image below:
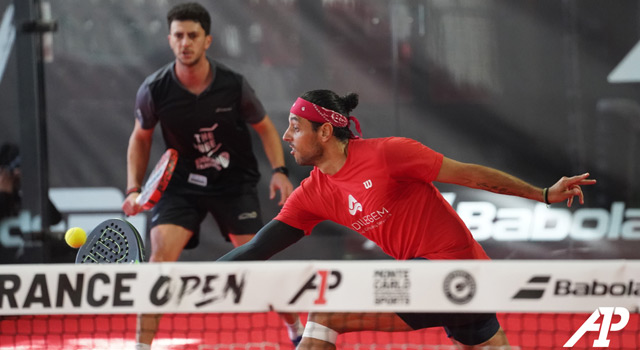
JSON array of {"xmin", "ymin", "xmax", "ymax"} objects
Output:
[
  {"xmin": 543, "ymin": 187, "xmax": 550, "ymax": 205},
  {"xmin": 273, "ymin": 166, "xmax": 289, "ymax": 177},
  {"xmin": 126, "ymin": 187, "xmax": 141, "ymax": 196}
]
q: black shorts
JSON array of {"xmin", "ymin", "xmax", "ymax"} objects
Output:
[
  {"xmin": 397, "ymin": 311, "xmax": 500, "ymax": 345},
  {"xmin": 396, "ymin": 257, "xmax": 501, "ymax": 345},
  {"xmin": 150, "ymin": 189, "xmax": 264, "ymax": 249}
]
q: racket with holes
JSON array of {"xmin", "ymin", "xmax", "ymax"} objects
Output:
[
  {"xmin": 75, "ymin": 218, "xmax": 145, "ymax": 263},
  {"xmin": 135, "ymin": 148, "xmax": 178, "ymax": 211}
]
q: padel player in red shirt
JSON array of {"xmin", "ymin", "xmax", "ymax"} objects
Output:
[{"xmin": 219, "ymin": 89, "xmax": 596, "ymax": 350}]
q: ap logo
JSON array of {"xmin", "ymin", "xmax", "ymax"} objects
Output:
[{"xmin": 564, "ymin": 307, "xmax": 630, "ymax": 348}]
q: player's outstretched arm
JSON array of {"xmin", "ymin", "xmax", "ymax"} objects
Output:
[
  {"xmin": 436, "ymin": 157, "xmax": 596, "ymax": 207},
  {"xmin": 218, "ymin": 220, "xmax": 304, "ymax": 261}
]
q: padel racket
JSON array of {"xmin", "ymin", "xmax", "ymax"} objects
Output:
[
  {"xmin": 135, "ymin": 148, "xmax": 178, "ymax": 211},
  {"xmin": 75, "ymin": 218, "xmax": 145, "ymax": 263}
]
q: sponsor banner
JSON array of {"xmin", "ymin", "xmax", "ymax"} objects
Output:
[
  {"xmin": 440, "ymin": 191, "xmax": 640, "ymax": 242},
  {"xmin": 0, "ymin": 261, "xmax": 306, "ymax": 315},
  {"xmin": 1, "ymin": 260, "xmax": 639, "ymax": 315}
]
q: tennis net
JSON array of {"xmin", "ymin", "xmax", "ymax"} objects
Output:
[{"xmin": 1, "ymin": 260, "xmax": 639, "ymax": 349}]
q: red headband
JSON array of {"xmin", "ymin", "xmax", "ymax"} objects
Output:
[{"xmin": 290, "ymin": 97, "xmax": 362, "ymax": 138}]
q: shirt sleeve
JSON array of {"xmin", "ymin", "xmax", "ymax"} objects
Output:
[
  {"xmin": 274, "ymin": 179, "xmax": 325, "ymax": 235},
  {"xmin": 384, "ymin": 137, "xmax": 443, "ymax": 183},
  {"xmin": 217, "ymin": 220, "xmax": 304, "ymax": 261},
  {"xmin": 134, "ymin": 83, "xmax": 158, "ymax": 130},
  {"xmin": 239, "ymin": 77, "xmax": 267, "ymax": 124}
]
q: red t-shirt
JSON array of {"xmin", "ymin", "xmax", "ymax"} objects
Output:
[{"xmin": 275, "ymin": 137, "xmax": 489, "ymax": 260}]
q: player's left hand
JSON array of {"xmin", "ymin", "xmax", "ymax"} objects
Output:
[
  {"xmin": 270, "ymin": 172, "xmax": 294, "ymax": 206},
  {"xmin": 548, "ymin": 172, "xmax": 596, "ymax": 207}
]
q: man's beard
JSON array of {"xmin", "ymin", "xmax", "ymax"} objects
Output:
[
  {"xmin": 294, "ymin": 144, "xmax": 323, "ymax": 167},
  {"xmin": 179, "ymin": 52, "xmax": 203, "ymax": 67}
]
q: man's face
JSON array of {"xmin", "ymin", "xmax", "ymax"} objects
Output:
[
  {"xmin": 283, "ymin": 114, "xmax": 324, "ymax": 166},
  {"xmin": 168, "ymin": 20, "xmax": 212, "ymax": 67}
]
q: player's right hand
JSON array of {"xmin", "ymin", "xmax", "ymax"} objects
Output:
[
  {"xmin": 122, "ymin": 193, "xmax": 142, "ymax": 216},
  {"xmin": 270, "ymin": 172, "xmax": 294, "ymax": 206}
]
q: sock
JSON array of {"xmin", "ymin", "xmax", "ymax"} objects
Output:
[
  {"xmin": 134, "ymin": 344, "xmax": 151, "ymax": 350},
  {"xmin": 285, "ymin": 318, "xmax": 304, "ymax": 340}
]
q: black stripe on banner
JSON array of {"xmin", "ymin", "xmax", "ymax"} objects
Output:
[
  {"xmin": 512, "ymin": 289, "xmax": 545, "ymax": 299},
  {"xmin": 528, "ymin": 276, "xmax": 551, "ymax": 283}
]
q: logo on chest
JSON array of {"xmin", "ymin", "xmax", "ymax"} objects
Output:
[
  {"xmin": 348, "ymin": 194, "xmax": 363, "ymax": 215},
  {"xmin": 347, "ymin": 192, "xmax": 391, "ymax": 232},
  {"xmin": 193, "ymin": 123, "xmax": 230, "ymax": 170}
]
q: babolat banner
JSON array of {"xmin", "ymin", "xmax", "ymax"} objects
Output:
[
  {"xmin": 0, "ymin": 260, "xmax": 639, "ymax": 315},
  {"xmin": 437, "ymin": 188, "xmax": 640, "ymax": 260},
  {"xmin": 438, "ymin": 189, "xmax": 639, "ymax": 242}
]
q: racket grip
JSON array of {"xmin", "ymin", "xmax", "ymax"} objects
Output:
[{"xmin": 135, "ymin": 194, "xmax": 142, "ymax": 205}]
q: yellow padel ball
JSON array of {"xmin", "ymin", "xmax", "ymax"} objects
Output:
[{"xmin": 65, "ymin": 227, "xmax": 87, "ymax": 248}]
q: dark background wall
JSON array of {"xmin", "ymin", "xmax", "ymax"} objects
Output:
[{"xmin": 1, "ymin": 0, "xmax": 639, "ymax": 262}]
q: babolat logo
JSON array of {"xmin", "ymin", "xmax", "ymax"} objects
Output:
[
  {"xmin": 443, "ymin": 194, "xmax": 640, "ymax": 242},
  {"xmin": 288, "ymin": 270, "xmax": 342, "ymax": 305},
  {"xmin": 512, "ymin": 275, "xmax": 551, "ymax": 299},
  {"xmin": 513, "ymin": 276, "xmax": 640, "ymax": 299},
  {"xmin": 555, "ymin": 279, "xmax": 640, "ymax": 296}
]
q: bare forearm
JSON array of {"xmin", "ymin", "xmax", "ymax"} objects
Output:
[
  {"xmin": 262, "ymin": 135, "xmax": 286, "ymax": 169},
  {"xmin": 126, "ymin": 133, "xmax": 152, "ymax": 189},
  {"xmin": 437, "ymin": 157, "xmax": 596, "ymax": 206},
  {"xmin": 254, "ymin": 116, "xmax": 286, "ymax": 169},
  {"xmin": 437, "ymin": 158, "xmax": 543, "ymax": 202},
  {"xmin": 460, "ymin": 164, "xmax": 543, "ymax": 201}
]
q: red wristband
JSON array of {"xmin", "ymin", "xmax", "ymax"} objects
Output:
[{"xmin": 126, "ymin": 187, "xmax": 141, "ymax": 196}]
